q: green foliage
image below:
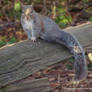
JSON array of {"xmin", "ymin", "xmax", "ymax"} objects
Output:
[
  {"xmin": 34, "ymin": 0, "xmax": 41, "ymax": 3},
  {"xmin": 4, "ymin": 0, "xmax": 8, "ymax": 4},
  {"xmin": 14, "ymin": 11, "xmax": 22, "ymax": 20},
  {"xmin": 0, "ymin": 12, "xmax": 3, "ymax": 17},
  {"xmin": 23, "ymin": 0, "xmax": 32, "ymax": 3},
  {"xmin": 89, "ymin": 17, "xmax": 92, "ymax": 21},
  {"xmin": 0, "ymin": 86, "xmax": 7, "ymax": 92},
  {"xmin": 0, "ymin": 0, "xmax": 91, "ymax": 48},
  {"xmin": 14, "ymin": 1, "xmax": 21, "ymax": 12},
  {"xmin": 0, "ymin": 37, "xmax": 16, "ymax": 47},
  {"xmin": 82, "ymin": 0, "xmax": 89, "ymax": 3},
  {"xmin": 88, "ymin": 62, "xmax": 92, "ymax": 70},
  {"xmin": 0, "ymin": 41, "xmax": 6, "ymax": 48},
  {"xmin": 7, "ymin": 10, "xmax": 14, "ymax": 17},
  {"xmin": 8, "ymin": 37, "xmax": 16, "ymax": 44},
  {"xmin": 14, "ymin": 1, "xmax": 22, "ymax": 20},
  {"xmin": 69, "ymin": 58, "xmax": 74, "ymax": 63},
  {"xmin": 55, "ymin": 5, "xmax": 72, "ymax": 28}
]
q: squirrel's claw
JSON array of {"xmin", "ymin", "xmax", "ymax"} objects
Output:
[
  {"xmin": 68, "ymin": 80, "xmax": 80, "ymax": 86},
  {"xmin": 31, "ymin": 37, "xmax": 36, "ymax": 42},
  {"xmin": 71, "ymin": 80, "xmax": 80, "ymax": 85}
]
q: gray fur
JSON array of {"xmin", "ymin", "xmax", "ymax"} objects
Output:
[{"xmin": 21, "ymin": 5, "xmax": 87, "ymax": 81}]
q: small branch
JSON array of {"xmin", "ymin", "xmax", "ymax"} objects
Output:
[
  {"xmin": 69, "ymin": 73, "xmax": 92, "ymax": 78},
  {"xmin": 0, "ymin": 22, "xmax": 20, "ymax": 31},
  {"xmin": 63, "ymin": 87, "xmax": 92, "ymax": 91},
  {"xmin": 40, "ymin": 0, "xmax": 50, "ymax": 15}
]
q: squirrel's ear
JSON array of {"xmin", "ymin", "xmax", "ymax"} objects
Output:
[
  {"xmin": 31, "ymin": 2, "xmax": 34, "ymax": 7},
  {"xmin": 30, "ymin": 3, "xmax": 34, "ymax": 9}
]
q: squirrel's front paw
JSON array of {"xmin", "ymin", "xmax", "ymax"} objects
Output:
[
  {"xmin": 31, "ymin": 37, "xmax": 36, "ymax": 42},
  {"xmin": 70, "ymin": 80, "xmax": 80, "ymax": 85}
]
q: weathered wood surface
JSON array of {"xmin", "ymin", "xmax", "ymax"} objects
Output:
[
  {"xmin": 0, "ymin": 22, "xmax": 92, "ymax": 88},
  {"xmin": 2, "ymin": 78, "xmax": 52, "ymax": 92}
]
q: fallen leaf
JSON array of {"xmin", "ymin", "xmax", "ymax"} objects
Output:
[{"xmin": 88, "ymin": 53, "xmax": 92, "ymax": 61}]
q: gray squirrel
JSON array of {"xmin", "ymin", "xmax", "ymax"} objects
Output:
[{"xmin": 21, "ymin": 5, "xmax": 87, "ymax": 82}]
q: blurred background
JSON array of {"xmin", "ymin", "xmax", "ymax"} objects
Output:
[{"xmin": 0, "ymin": 0, "xmax": 92, "ymax": 47}]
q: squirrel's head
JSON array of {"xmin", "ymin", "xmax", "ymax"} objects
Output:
[{"xmin": 21, "ymin": 4, "xmax": 35, "ymax": 17}]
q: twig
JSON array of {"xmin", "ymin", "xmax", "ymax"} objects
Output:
[
  {"xmin": 0, "ymin": 22, "xmax": 20, "ymax": 31},
  {"xmin": 63, "ymin": 87, "xmax": 92, "ymax": 91},
  {"xmin": 69, "ymin": 73, "xmax": 92, "ymax": 78},
  {"xmin": 41, "ymin": 0, "xmax": 50, "ymax": 15}
]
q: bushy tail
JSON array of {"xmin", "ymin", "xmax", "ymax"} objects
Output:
[
  {"xmin": 56, "ymin": 31, "xmax": 87, "ymax": 81},
  {"xmin": 74, "ymin": 51, "xmax": 87, "ymax": 81}
]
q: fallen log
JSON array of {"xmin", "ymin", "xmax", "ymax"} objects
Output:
[
  {"xmin": 0, "ymin": 22, "xmax": 92, "ymax": 88},
  {"xmin": 5, "ymin": 78, "xmax": 52, "ymax": 92}
]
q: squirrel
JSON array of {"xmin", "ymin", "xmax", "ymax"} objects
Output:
[{"xmin": 21, "ymin": 5, "xmax": 87, "ymax": 83}]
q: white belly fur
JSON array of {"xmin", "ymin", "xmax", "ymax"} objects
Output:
[{"xmin": 24, "ymin": 20, "xmax": 33, "ymax": 30}]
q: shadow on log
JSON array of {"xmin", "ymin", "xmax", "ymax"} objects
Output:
[{"xmin": 0, "ymin": 22, "xmax": 92, "ymax": 88}]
